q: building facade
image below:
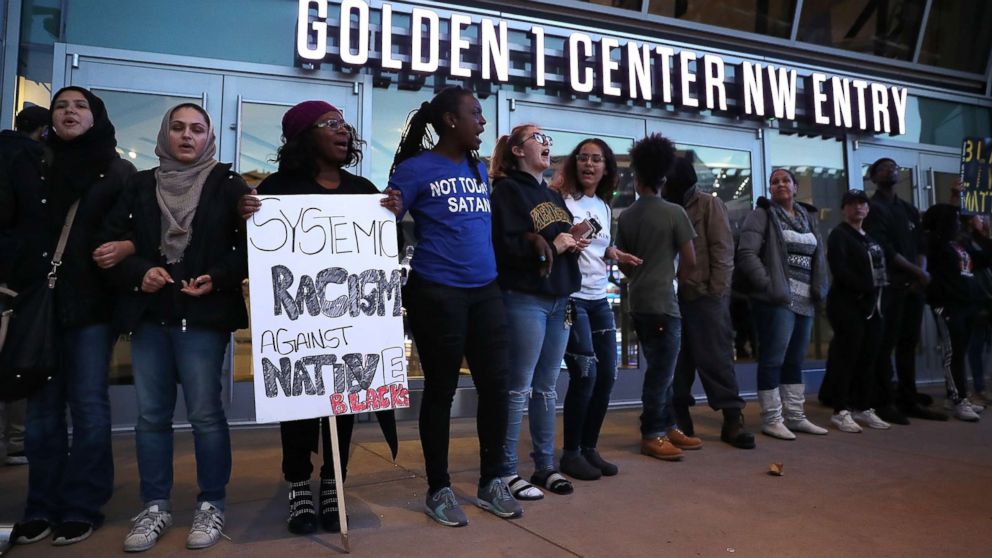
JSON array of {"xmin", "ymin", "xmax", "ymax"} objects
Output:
[{"xmin": 1, "ymin": 0, "xmax": 989, "ymax": 427}]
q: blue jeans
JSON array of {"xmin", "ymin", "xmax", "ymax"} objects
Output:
[
  {"xmin": 131, "ymin": 323, "xmax": 231, "ymax": 511},
  {"xmin": 24, "ymin": 323, "xmax": 115, "ymax": 526},
  {"xmin": 563, "ymin": 297, "xmax": 617, "ymax": 452},
  {"xmin": 632, "ymin": 313, "xmax": 682, "ymax": 439},
  {"xmin": 500, "ymin": 291, "xmax": 570, "ymax": 475},
  {"xmin": 752, "ymin": 301, "xmax": 813, "ymax": 391}
]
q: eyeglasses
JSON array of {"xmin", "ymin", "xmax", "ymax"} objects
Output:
[
  {"xmin": 576, "ymin": 154, "xmax": 605, "ymax": 164},
  {"xmin": 525, "ymin": 132, "xmax": 554, "ymax": 147},
  {"xmin": 314, "ymin": 119, "xmax": 348, "ymax": 132}
]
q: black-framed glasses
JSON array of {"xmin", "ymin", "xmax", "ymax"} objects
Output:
[
  {"xmin": 314, "ymin": 118, "xmax": 348, "ymax": 132},
  {"xmin": 576, "ymin": 153, "xmax": 604, "ymax": 164},
  {"xmin": 526, "ymin": 132, "xmax": 554, "ymax": 147}
]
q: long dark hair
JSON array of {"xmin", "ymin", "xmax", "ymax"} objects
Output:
[
  {"xmin": 389, "ymin": 86, "xmax": 481, "ymax": 182},
  {"xmin": 558, "ymin": 138, "xmax": 618, "ymax": 204},
  {"xmin": 276, "ymin": 124, "xmax": 364, "ymax": 178}
]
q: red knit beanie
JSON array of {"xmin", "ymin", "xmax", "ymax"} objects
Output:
[{"xmin": 282, "ymin": 100, "xmax": 339, "ymax": 141}]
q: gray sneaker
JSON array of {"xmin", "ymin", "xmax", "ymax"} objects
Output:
[
  {"xmin": 186, "ymin": 502, "xmax": 226, "ymax": 549},
  {"xmin": 424, "ymin": 487, "xmax": 468, "ymax": 527},
  {"xmin": 476, "ymin": 478, "xmax": 523, "ymax": 519},
  {"xmin": 124, "ymin": 505, "xmax": 172, "ymax": 552}
]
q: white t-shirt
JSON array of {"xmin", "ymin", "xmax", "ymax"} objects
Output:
[{"xmin": 565, "ymin": 194, "xmax": 612, "ymax": 300}]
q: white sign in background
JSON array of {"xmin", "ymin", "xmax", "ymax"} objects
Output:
[{"xmin": 247, "ymin": 194, "xmax": 409, "ymax": 423}]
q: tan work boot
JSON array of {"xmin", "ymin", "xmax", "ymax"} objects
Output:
[
  {"xmin": 640, "ymin": 437, "xmax": 684, "ymax": 461},
  {"xmin": 666, "ymin": 428, "xmax": 702, "ymax": 450}
]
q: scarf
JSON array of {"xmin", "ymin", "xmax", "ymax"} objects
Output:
[
  {"xmin": 46, "ymin": 87, "xmax": 120, "ymax": 224},
  {"xmin": 154, "ymin": 104, "xmax": 218, "ymax": 263}
]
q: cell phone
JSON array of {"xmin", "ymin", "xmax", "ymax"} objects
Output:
[{"xmin": 570, "ymin": 217, "xmax": 603, "ymax": 241}]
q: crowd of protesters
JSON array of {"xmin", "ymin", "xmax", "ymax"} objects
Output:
[{"xmin": 0, "ymin": 85, "xmax": 987, "ymax": 552}]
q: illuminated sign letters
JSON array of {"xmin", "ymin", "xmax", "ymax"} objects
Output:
[{"xmin": 297, "ymin": 0, "xmax": 909, "ymax": 136}]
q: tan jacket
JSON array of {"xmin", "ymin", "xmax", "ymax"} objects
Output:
[{"xmin": 679, "ymin": 187, "xmax": 734, "ymax": 300}]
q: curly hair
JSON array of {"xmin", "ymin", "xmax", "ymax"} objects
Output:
[
  {"xmin": 389, "ymin": 86, "xmax": 481, "ymax": 182},
  {"xmin": 275, "ymin": 124, "xmax": 364, "ymax": 178},
  {"xmin": 489, "ymin": 124, "xmax": 536, "ymax": 182},
  {"xmin": 629, "ymin": 133, "xmax": 675, "ymax": 193},
  {"xmin": 557, "ymin": 138, "xmax": 618, "ymax": 204}
]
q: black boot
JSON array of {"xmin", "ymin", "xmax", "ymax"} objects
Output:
[
  {"xmin": 320, "ymin": 477, "xmax": 343, "ymax": 533},
  {"xmin": 721, "ymin": 408, "xmax": 756, "ymax": 449},
  {"xmin": 287, "ymin": 480, "xmax": 317, "ymax": 535},
  {"xmin": 673, "ymin": 404, "xmax": 694, "ymax": 437}
]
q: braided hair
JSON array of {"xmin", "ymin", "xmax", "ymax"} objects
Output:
[{"xmin": 389, "ymin": 86, "xmax": 482, "ymax": 183}]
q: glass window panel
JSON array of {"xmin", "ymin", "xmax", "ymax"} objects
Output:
[
  {"xmin": 648, "ymin": 0, "xmax": 797, "ymax": 38},
  {"xmin": 93, "ymin": 89, "xmax": 203, "ymax": 172},
  {"xmin": 860, "ymin": 163, "xmax": 914, "ymax": 201},
  {"xmin": 918, "ymin": 1, "xmax": 992, "ymax": 73},
  {"xmin": 932, "ymin": 169, "xmax": 959, "ymax": 210},
  {"xmin": 797, "ymin": 0, "xmax": 927, "ymax": 61},
  {"xmin": 769, "ymin": 132, "xmax": 848, "ymax": 360},
  {"xmin": 238, "ymin": 101, "xmax": 286, "ymax": 186},
  {"xmin": 891, "ymin": 96, "xmax": 992, "ymax": 148},
  {"xmin": 579, "ymin": 0, "xmax": 644, "ymax": 10},
  {"xmin": 19, "ymin": 0, "xmax": 60, "ymax": 45}
]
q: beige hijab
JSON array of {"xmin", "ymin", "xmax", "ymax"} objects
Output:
[{"xmin": 154, "ymin": 104, "xmax": 218, "ymax": 264}]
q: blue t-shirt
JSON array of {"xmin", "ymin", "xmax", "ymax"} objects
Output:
[{"xmin": 389, "ymin": 151, "xmax": 497, "ymax": 288}]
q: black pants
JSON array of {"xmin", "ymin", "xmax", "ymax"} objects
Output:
[
  {"xmin": 673, "ymin": 295, "xmax": 746, "ymax": 411},
  {"xmin": 824, "ymin": 294, "xmax": 883, "ymax": 412},
  {"xmin": 873, "ymin": 286, "xmax": 925, "ymax": 408},
  {"xmin": 404, "ymin": 272, "xmax": 510, "ymax": 493},
  {"xmin": 280, "ymin": 415, "xmax": 355, "ymax": 483},
  {"xmin": 933, "ymin": 305, "xmax": 977, "ymax": 402}
]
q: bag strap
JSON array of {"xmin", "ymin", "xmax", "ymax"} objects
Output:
[{"xmin": 47, "ymin": 200, "xmax": 81, "ymax": 289}]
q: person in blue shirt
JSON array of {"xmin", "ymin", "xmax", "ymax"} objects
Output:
[{"xmin": 388, "ymin": 86, "xmax": 521, "ymax": 527}]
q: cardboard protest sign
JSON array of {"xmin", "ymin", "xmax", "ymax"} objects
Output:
[
  {"xmin": 247, "ymin": 194, "xmax": 409, "ymax": 423},
  {"xmin": 960, "ymin": 136, "xmax": 992, "ymax": 214}
]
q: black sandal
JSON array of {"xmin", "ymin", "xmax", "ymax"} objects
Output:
[
  {"xmin": 506, "ymin": 476, "xmax": 544, "ymax": 500},
  {"xmin": 530, "ymin": 470, "xmax": 573, "ymax": 495}
]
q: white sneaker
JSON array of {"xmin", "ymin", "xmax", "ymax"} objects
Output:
[
  {"xmin": 944, "ymin": 398, "xmax": 985, "ymax": 414},
  {"xmin": 954, "ymin": 400, "xmax": 981, "ymax": 422},
  {"xmin": 852, "ymin": 409, "xmax": 891, "ymax": 430},
  {"xmin": 124, "ymin": 504, "xmax": 173, "ymax": 552},
  {"xmin": 830, "ymin": 411, "xmax": 862, "ymax": 433},
  {"xmin": 186, "ymin": 502, "xmax": 226, "ymax": 549}
]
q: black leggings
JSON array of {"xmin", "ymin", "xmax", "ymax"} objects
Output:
[
  {"xmin": 280, "ymin": 415, "xmax": 355, "ymax": 483},
  {"xmin": 403, "ymin": 273, "xmax": 510, "ymax": 493}
]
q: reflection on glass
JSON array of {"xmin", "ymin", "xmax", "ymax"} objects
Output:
[
  {"xmin": 769, "ymin": 132, "xmax": 847, "ymax": 360},
  {"xmin": 797, "ymin": 0, "xmax": 926, "ymax": 61},
  {"xmin": 918, "ymin": 2, "xmax": 992, "ymax": 73},
  {"xmin": 238, "ymin": 101, "xmax": 286, "ymax": 186},
  {"xmin": 891, "ymin": 96, "xmax": 992, "ymax": 149},
  {"xmin": 95, "ymin": 89, "xmax": 202, "ymax": 172},
  {"xmin": 648, "ymin": 0, "xmax": 796, "ymax": 38},
  {"xmin": 580, "ymin": 0, "xmax": 644, "ymax": 10}
]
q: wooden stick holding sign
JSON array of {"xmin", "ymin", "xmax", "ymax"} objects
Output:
[
  {"xmin": 329, "ymin": 418, "xmax": 349, "ymax": 553},
  {"xmin": 246, "ymin": 194, "xmax": 410, "ymax": 554}
]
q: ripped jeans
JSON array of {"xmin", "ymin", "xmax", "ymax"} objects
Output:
[
  {"xmin": 563, "ymin": 297, "xmax": 617, "ymax": 453},
  {"xmin": 500, "ymin": 290, "xmax": 571, "ymax": 475}
]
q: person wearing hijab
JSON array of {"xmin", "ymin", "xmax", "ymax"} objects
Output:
[
  {"xmin": 98, "ymin": 103, "xmax": 249, "ymax": 552},
  {"xmin": 238, "ymin": 100, "xmax": 403, "ymax": 535},
  {"xmin": 1, "ymin": 87, "xmax": 136, "ymax": 546}
]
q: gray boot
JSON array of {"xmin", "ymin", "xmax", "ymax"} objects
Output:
[
  {"xmin": 757, "ymin": 389, "xmax": 796, "ymax": 440},
  {"xmin": 780, "ymin": 384, "xmax": 828, "ymax": 435}
]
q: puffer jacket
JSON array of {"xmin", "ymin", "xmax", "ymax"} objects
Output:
[
  {"xmin": 735, "ymin": 196, "xmax": 827, "ymax": 306},
  {"xmin": 679, "ymin": 186, "xmax": 734, "ymax": 300}
]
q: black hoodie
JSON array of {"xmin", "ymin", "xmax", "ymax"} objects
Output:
[{"xmin": 491, "ymin": 170, "xmax": 580, "ymax": 296}]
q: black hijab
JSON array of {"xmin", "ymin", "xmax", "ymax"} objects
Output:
[{"xmin": 47, "ymin": 86, "xmax": 119, "ymax": 206}]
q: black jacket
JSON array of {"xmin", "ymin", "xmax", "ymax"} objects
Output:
[
  {"xmin": 826, "ymin": 222, "xmax": 884, "ymax": 317},
  {"xmin": 0, "ymin": 150, "xmax": 135, "ymax": 327},
  {"xmin": 100, "ymin": 163, "xmax": 249, "ymax": 333},
  {"xmin": 491, "ymin": 170, "xmax": 580, "ymax": 296},
  {"xmin": 0, "ymin": 131, "xmax": 46, "ymax": 278},
  {"xmin": 864, "ymin": 191, "xmax": 922, "ymax": 287}
]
